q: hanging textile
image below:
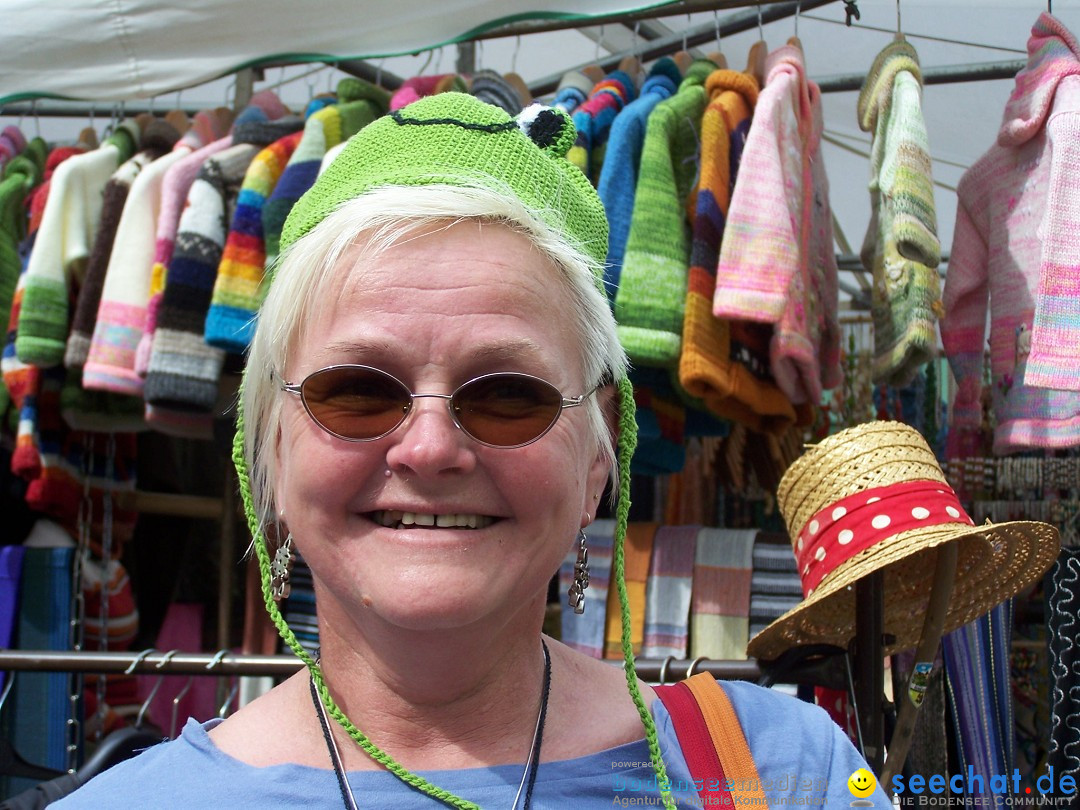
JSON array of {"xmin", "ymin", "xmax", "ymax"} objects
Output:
[
  {"xmin": 941, "ymin": 12, "xmax": 1080, "ymax": 453},
  {"xmin": 1049, "ymin": 546, "xmax": 1080, "ymax": 783},
  {"xmin": 856, "ymin": 38, "xmax": 942, "ymax": 387}
]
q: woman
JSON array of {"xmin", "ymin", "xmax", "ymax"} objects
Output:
[{"xmin": 55, "ymin": 93, "xmax": 888, "ymax": 808}]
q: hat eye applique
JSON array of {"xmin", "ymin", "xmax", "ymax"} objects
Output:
[{"xmin": 516, "ymin": 103, "xmax": 575, "ymax": 158}]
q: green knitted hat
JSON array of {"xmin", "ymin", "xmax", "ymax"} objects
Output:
[
  {"xmin": 233, "ymin": 92, "xmax": 676, "ymax": 809},
  {"xmin": 280, "ymin": 91, "xmax": 609, "ymax": 270}
]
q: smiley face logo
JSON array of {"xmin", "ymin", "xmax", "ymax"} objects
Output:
[{"xmin": 848, "ymin": 768, "xmax": 877, "ymax": 798}]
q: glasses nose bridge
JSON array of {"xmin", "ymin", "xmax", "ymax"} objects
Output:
[{"xmin": 404, "ymin": 391, "xmax": 461, "ymax": 433}]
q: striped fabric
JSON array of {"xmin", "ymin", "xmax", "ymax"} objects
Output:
[
  {"xmin": 642, "ymin": 524, "xmax": 699, "ymax": 658},
  {"xmin": 690, "ymin": 528, "xmax": 756, "ymax": 660},
  {"xmin": 559, "ymin": 519, "xmax": 615, "ymax": 659},
  {"xmin": 604, "ymin": 522, "xmax": 658, "ymax": 658},
  {"xmin": 568, "ymin": 70, "xmax": 637, "ymax": 184},
  {"xmin": 943, "ymin": 602, "xmax": 1016, "ymax": 801},
  {"xmin": 204, "ymin": 131, "xmax": 303, "ymax": 352},
  {"xmin": 747, "ymin": 534, "xmax": 802, "ymax": 641},
  {"xmin": 283, "ymin": 551, "xmax": 319, "ymax": 656}
]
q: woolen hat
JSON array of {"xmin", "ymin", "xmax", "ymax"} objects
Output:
[
  {"xmin": 747, "ymin": 420, "xmax": 1059, "ymax": 661},
  {"xmin": 280, "ymin": 91, "xmax": 609, "ymax": 270}
]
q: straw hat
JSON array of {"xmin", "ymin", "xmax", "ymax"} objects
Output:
[{"xmin": 746, "ymin": 421, "xmax": 1060, "ymax": 661}]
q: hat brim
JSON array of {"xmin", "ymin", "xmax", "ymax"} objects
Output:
[{"xmin": 747, "ymin": 519, "xmax": 1060, "ymax": 661}]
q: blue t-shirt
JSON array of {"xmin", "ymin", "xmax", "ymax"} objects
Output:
[{"xmin": 52, "ymin": 681, "xmax": 892, "ymax": 808}]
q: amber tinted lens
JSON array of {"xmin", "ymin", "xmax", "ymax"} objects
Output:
[
  {"xmin": 452, "ymin": 373, "xmax": 564, "ymax": 447},
  {"xmin": 300, "ymin": 366, "xmax": 412, "ymax": 440}
]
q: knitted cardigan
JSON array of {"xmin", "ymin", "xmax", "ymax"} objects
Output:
[
  {"xmin": 616, "ymin": 60, "xmax": 715, "ymax": 368},
  {"xmin": 568, "ymin": 70, "xmax": 637, "ymax": 184},
  {"xmin": 713, "ymin": 45, "xmax": 840, "ymax": 406},
  {"xmin": 941, "ymin": 12, "xmax": 1080, "ymax": 451},
  {"xmin": 596, "ymin": 58, "xmax": 681, "ymax": 302},
  {"xmin": 64, "ymin": 120, "xmax": 181, "ymax": 369},
  {"xmin": 676, "ymin": 68, "xmax": 797, "ymax": 436},
  {"xmin": 1027, "ymin": 15, "xmax": 1080, "ymax": 390},
  {"xmin": 857, "ymin": 39, "xmax": 943, "ymax": 387},
  {"xmin": 14, "ymin": 122, "xmax": 140, "ymax": 367},
  {"xmin": 204, "ymin": 130, "xmax": 303, "ymax": 352}
]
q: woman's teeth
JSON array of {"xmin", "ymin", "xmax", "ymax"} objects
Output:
[{"xmin": 372, "ymin": 511, "xmax": 495, "ymax": 529}]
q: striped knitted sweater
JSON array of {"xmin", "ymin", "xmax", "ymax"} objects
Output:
[
  {"xmin": 81, "ymin": 110, "xmax": 233, "ymax": 395},
  {"xmin": 65, "ymin": 120, "xmax": 180, "ymax": 369},
  {"xmin": 713, "ymin": 45, "xmax": 839, "ymax": 406},
  {"xmin": 14, "ymin": 122, "xmax": 140, "ymax": 367},
  {"xmin": 857, "ymin": 39, "xmax": 943, "ymax": 387},
  {"xmin": 676, "ymin": 69, "xmax": 797, "ymax": 435},
  {"xmin": 204, "ymin": 131, "xmax": 303, "ymax": 352},
  {"xmin": 942, "ymin": 12, "xmax": 1080, "ymax": 451},
  {"xmin": 1026, "ymin": 14, "xmax": 1080, "ymax": 392},
  {"xmin": 568, "ymin": 71, "xmax": 637, "ymax": 184},
  {"xmin": 596, "ymin": 58, "xmax": 681, "ymax": 303}
]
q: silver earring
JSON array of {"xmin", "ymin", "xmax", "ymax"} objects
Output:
[
  {"xmin": 567, "ymin": 530, "xmax": 589, "ymax": 614},
  {"xmin": 271, "ymin": 533, "xmax": 294, "ymax": 602}
]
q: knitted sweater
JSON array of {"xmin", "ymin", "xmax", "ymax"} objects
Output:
[
  {"xmin": 65, "ymin": 121, "xmax": 181, "ymax": 369},
  {"xmin": 616, "ymin": 60, "xmax": 715, "ymax": 367},
  {"xmin": 941, "ymin": 12, "xmax": 1080, "ymax": 451},
  {"xmin": 1026, "ymin": 15, "xmax": 1080, "ymax": 391},
  {"xmin": 857, "ymin": 39, "xmax": 943, "ymax": 387},
  {"xmin": 713, "ymin": 45, "xmax": 839, "ymax": 406},
  {"xmin": 14, "ymin": 122, "xmax": 140, "ymax": 367},
  {"xmin": 596, "ymin": 58, "xmax": 681, "ymax": 302},
  {"xmin": 568, "ymin": 71, "xmax": 637, "ymax": 184},
  {"xmin": 676, "ymin": 69, "xmax": 796, "ymax": 435},
  {"xmin": 204, "ymin": 131, "xmax": 303, "ymax": 352}
]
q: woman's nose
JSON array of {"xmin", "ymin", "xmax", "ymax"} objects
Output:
[{"xmin": 383, "ymin": 397, "xmax": 477, "ymax": 477}]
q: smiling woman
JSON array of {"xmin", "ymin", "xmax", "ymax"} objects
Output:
[{"xmin": 51, "ymin": 92, "xmax": 890, "ymax": 809}]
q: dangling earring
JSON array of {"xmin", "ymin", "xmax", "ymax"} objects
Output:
[
  {"xmin": 271, "ymin": 533, "xmax": 294, "ymax": 602},
  {"xmin": 567, "ymin": 530, "xmax": 590, "ymax": 614}
]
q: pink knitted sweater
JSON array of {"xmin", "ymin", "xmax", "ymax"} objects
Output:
[
  {"xmin": 713, "ymin": 45, "xmax": 840, "ymax": 405},
  {"xmin": 941, "ymin": 12, "xmax": 1080, "ymax": 452}
]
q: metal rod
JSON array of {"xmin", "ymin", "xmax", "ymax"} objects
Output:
[
  {"xmin": 0, "ymin": 649, "xmax": 766, "ymax": 681},
  {"xmin": 529, "ymin": 0, "xmax": 839, "ymax": 96},
  {"xmin": 816, "ymin": 59, "xmax": 1025, "ymax": 93}
]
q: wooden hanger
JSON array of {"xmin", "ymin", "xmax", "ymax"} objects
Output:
[
  {"xmin": 705, "ymin": 51, "xmax": 729, "ymax": 70},
  {"xmin": 164, "ymin": 109, "xmax": 192, "ymax": 135},
  {"xmin": 502, "ymin": 71, "xmax": 533, "ymax": 106},
  {"xmin": 787, "ymin": 36, "xmax": 803, "ymax": 53},
  {"xmin": 617, "ymin": 54, "xmax": 644, "ymax": 87},
  {"xmin": 746, "ymin": 40, "xmax": 767, "ymax": 86},
  {"xmin": 672, "ymin": 50, "xmax": 694, "ymax": 75},
  {"xmin": 581, "ymin": 64, "xmax": 606, "ymax": 85}
]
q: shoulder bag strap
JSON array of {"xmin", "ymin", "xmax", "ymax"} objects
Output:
[{"xmin": 652, "ymin": 681, "xmax": 731, "ymax": 805}]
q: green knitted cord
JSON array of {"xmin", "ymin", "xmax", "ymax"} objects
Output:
[{"xmin": 613, "ymin": 376, "xmax": 676, "ymax": 810}]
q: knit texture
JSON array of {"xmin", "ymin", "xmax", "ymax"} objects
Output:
[
  {"xmin": 857, "ymin": 40, "xmax": 943, "ymax": 386},
  {"xmin": 204, "ymin": 131, "xmax": 303, "ymax": 352},
  {"xmin": 676, "ymin": 68, "xmax": 796, "ymax": 435},
  {"xmin": 0, "ymin": 146, "xmax": 44, "ymax": 416},
  {"xmin": 15, "ymin": 122, "xmax": 139, "ymax": 367},
  {"xmin": 713, "ymin": 46, "xmax": 839, "ymax": 406},
  {"xmin": 281, "ymin": 92, "xmax": 609, "ymax": 270},
  {"xmin": 65, "ymin": 124, "xmax": 180, "ymax": 370},
  {"xmin": 1028, "ymin": 16, "xmax": 1080, "ymax": 390},
  {"xmin": 597, "ymin": 58, "xmax": 681, "ymax": 302},
  {"xmin": 262, "ymin": 79, "xmax": 391, "ymax": 272},
  {"xmin": 942, "ymin": 11, "xmax": 1080, "ymax": 451},
  {"xmin": 143, "ymin": 143, "xmax": 261, "ymax": 411},
  {"xmin": 389, "ymin": 74, "xmax": 467, "ymax": 111},
  {"xmin": 552, "ymin": 70, "xmax": 594, "ymax": 114},
  {"xmin": 568, "ymin": 70, "xmax": 637, "ymax": 184},
  {"xmin": 616, "ymin": 61, "xmax": 714, "ymax": 368}
]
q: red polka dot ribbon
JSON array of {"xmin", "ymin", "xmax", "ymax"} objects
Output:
[{"xmin": 794, "ymin": 480, "xmax": 974, "ymax": 596}]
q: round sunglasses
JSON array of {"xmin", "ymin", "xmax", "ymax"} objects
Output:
[{"xmin": 279, "ymin": 364, "xmax": 597, "ymax": 448}]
